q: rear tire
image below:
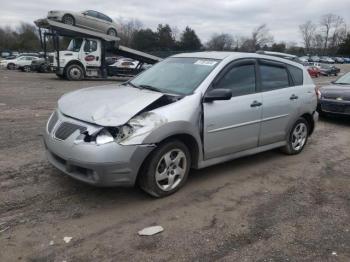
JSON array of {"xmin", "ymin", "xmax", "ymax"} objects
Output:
[
  {"xmin": 138, "ymin": 140, "xmax": 191, "ymax": 198},
  {"xmin": 107, "ymin": 28, "xmax": 117, "ymax": 36},
  {"xmin": 23, "ymin": 65, "xmax": 31, "ymax": 72},
  {"xmin": 282, "ymin": 118, "xmax": 309, "ymax": 155},
  {"xmin": 62, "ymin": 15, "xmax": 75, "ymax": 26},
  {"xmin": 65, "ymin": 64, "xmax": 84, "ymax": 81}
]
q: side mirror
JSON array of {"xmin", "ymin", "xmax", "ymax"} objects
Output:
[{"xmin": 204, "ymin": 89, "xmax": 232, "ymax": 102}]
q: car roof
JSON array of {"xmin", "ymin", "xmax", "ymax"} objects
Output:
[{"xmin": 172, "ymin": 51, "xmax": 304, "ymax": 69}]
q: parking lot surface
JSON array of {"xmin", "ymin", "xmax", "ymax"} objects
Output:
[{"xmin": 0, "ymin": 68, "xmax": 350, "ymax": 261}]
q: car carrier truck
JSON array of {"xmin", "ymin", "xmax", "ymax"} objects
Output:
[{"xmin": 34, "ymin": 18, "xmax": 162, "ymax": 80}]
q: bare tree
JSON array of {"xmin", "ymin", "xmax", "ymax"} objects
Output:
[
  {"xmin": 320, "ymin": 13, "xmax": 345, "ymax": 52},
  {"xmin": 329, "ymin": 17, "xmax": 346, "ymax": 50},
  {"xmin": 206, "ymin": 33, "xmax": 234, "ymax": 50},
  {"xmin": 115, "ymin": 17, "xmax": 143, "ymax": 46},
  {"xmin": 250, "ymin": 24, "xmax": 274, "ymax": 51},
  {"xmin": 299, "ymin": 21, "xmax": 316, "ymax": 52}
]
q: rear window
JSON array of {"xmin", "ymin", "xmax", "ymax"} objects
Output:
[
  {"xmin": 260, "ymin": 65, "xmax": 289, "ymax": 91},
  {"xmin": 287, "ymin": 65, "xmax": 303, "ymax": 86}
]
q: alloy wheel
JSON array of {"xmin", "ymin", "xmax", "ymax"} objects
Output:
[
  {"xmin": 155, "ymin": 149, "xmax": 187, "ymax": 191},
  {"xmin": 291, "ymin": 123, "xmax": 308, "ymax": 151}
]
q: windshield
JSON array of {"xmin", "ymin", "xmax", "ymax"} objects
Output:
[
  {"xmin": 67, "ymin": 38, "xmax": 83, "ymax": 52},
  {"xmin": 130, "ymin": 57, "xmax": 220, "ymax": 95},
  {"xmin": 334, "ymin": 72, "xmax": 350, "ymax": 85}
]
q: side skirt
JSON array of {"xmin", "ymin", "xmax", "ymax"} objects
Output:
[{"xmin": 197, "ymin": 141, "xmax": 286, "ymax": 169}]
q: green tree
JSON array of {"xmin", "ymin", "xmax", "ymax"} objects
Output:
[
  {"xmin": 132, "ymin": 29, "xmax": 158, "ymax": 51},
  {"xmin": 156, "ymin": 24, "xmax": 175, "ymax": 50},
  {"xmin": 178, "ymin": 26, "xmax": 202, "ymax": 51},
  {"xmin": 270, "ymin": 42, "xmax": 286, "ymax": 52},
  {"xmin": 337, "ymin": 34, "xmax": 350, "ymax": 55}
]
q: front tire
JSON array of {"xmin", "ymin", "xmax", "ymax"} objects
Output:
[
  {"xmin": 65, "ymin": 64, "xmax": 84, "ymax": 81},
  {"xmin": 282, "ymin": 118, "xmax": 309, "ymax": 155},
  {"xmin": 7, "ymin": 63, "xmax": 15, "ymax": 70},
  {"xmin": 138, "ymin": 140, "xmax": 191, "ymax": 197}
]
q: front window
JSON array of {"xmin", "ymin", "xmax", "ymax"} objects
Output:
[
  {"xmin": 334, "ymin": 72, "xmax": 350, "ymax": 85},
  {"xmin": 84, "ymin": 40, "xmax": 97, "ymax": 53},
  {"xmin": 67, "ymin": 38, "xmax": 83, "ymax": 52},
  {"xmin": 130, "ymin": 57, "xmax": 220, "ymax": 95}
]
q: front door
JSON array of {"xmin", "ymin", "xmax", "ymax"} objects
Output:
[
  {"xmin": 82, "ymin": 39, "xmax": 101, "ymax": 67},
  {"xmin": 203, "ymin": 59, "xmax": 262, "ymax": 159}
]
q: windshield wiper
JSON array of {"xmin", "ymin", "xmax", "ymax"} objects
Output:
[
  {"xmin": 334, "ymin": 82, "xmax": 350, "ymax": 85},
  {"xmin": 123, "ymin": 81, "xmax": 140, "ymax": 89},
  {"xmin": 138, "ymin": 84, "xmax": 163, "ymax": 93}
]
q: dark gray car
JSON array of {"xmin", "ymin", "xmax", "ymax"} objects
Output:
[{"xmin": 317, "ymin": 72, "xmax": 350, "ymax": 116}]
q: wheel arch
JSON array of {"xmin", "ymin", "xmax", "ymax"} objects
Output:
[
  {"xmin": 300, "ymin": 113, "xmax": 315, "ymax": 135},
  {"xmin": 62, "ymin": 13, "xmax": 75, "ymax": 24},
  {"xmin": 63, "ymin": 60, "xmax": 85, "ymax": 77}
]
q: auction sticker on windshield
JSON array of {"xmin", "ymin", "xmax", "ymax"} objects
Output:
[{"xmin": 194, "ymin": 60, "xmax": 218, "ymax": 66}]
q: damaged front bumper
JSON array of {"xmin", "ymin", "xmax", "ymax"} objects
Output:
[{"xmin": 43, "ymin": 111, "xmax": 155, "ymax": 187}]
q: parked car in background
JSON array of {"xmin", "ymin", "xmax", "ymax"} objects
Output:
[
  {"xmin": 107, "ymin": 58, "xmax": 142, "ymax": 76},
  {"xmin": 333, "ymin": 57, "xmax": 345, "ymax": 64},
  {"xmin": 344, "ymin": 58, "xmax": 350, "ymax": 63},
  {"xmin": 31, "ymin": 57, "xmax": 51, "ymax": 73},
  {"xmin": 44, "ymin": 52, "xmax": 318, "ymax": 197},
  {"xmin": 319, "ymin": 64, "xmax": 340, "ymax": 76},
  {"xmin": 317, "ymin": 72, "xmax": 350, "ymax": 116},
  {"xmin": 306, "ymin": 66, "xmax": 320, "ymax": 78},
  {"xmin": 47, "ymin": 10, "xmax": 118, "ymax": 36},
  {"xmin": 299, "ymin": 56, "xmax": 310, "ymax": 63},
  {"xmin": 320, "ymin": 56, "xmax": 335, "ymax": 64},
  {"xmin": 0, "ymin": 55, "xmax": 40, "ymax": 71},
  {"xmin": 1, "ymin": 51, "xmax": 11, "ymax": 58},
  {"xmin": 310, "ymin": 56, "xmax": 320, "ymax": 62}
]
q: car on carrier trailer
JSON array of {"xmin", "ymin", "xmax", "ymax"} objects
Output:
[{"xmin": 35, "ymin": 18, "xmax": 162, "ymax": 80}]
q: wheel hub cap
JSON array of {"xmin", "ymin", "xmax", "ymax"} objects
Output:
[
  {"xmin": 291, "ymin": 123, "xmax": 307, "ymax": 151},
  {"xmin": 155, "ymin": 149, "xmax": 187, "ymax": 191}
]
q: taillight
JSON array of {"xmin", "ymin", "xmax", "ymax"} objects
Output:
[{"xmin": 315, "ymin": 86, "xmax": 321, "ymax": 99}]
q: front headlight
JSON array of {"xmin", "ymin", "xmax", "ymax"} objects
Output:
[
  {"xmin": 95, "ymin": 125, "xmax": 134, "ymax": 145},
  {"xmin": 95, "ymin": 129, "xmax": 114, "ymax": 145}
]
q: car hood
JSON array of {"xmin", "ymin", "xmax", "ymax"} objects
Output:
[
  {"xmin": 320, "ymin": 84, "xmax": 350, "ymax": 100},
  {"xmin": 58, "ymin": 85, "xmax": 164, "ymax": 126}
]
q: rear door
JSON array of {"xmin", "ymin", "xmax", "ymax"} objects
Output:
[
  {"xmin": 81, "ymin": 10, "xmax": 103, "ymax": 32},
  {"xmin": 258, "ymin": 59, "xmax": 301, "ymax": 146},
  {"xmin": 203, "ymin": 59, "xmax": 263, "ymax": 159}
]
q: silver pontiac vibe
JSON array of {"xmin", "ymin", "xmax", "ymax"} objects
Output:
[{"xmin": 44, "ymin": 52, "xmax": 318, "ymax": 197}]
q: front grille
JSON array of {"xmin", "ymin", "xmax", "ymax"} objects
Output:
[
  {"xmin": 54, "ymin": 122, "xmax": 86, "ymax": 140},
  {"xmin": 323, "ymin": 94, "xmax": 350, "ymax": 101},
  {"xmin": 47, "ymin": 111, "xmax": 58, "ymax": 133},
  {"xmin": 48, "ymin": 55, "xmax": 54, "ymax": 64}
]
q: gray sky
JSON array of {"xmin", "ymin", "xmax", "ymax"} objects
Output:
[{"xmin": 1, "ymin": 0, "xmax": 350, "ymax": 44}]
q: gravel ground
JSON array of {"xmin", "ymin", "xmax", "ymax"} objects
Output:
[{"xmin": 0, "ymin": 67, "xmax": 350, "ymax": 262}]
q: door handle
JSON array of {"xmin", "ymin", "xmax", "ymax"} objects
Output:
[
  {"xmin": 290, "ymin": 94, "xmax": 299, "ymax": 100},
  {"xmin": 250, "ymin": 100, "xmax": 262, "ymax": 107}
]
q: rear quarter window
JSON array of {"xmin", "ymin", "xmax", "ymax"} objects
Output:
[{"xmin": 287, "ymin": 65, "xmax": 303, "ymax": 86}]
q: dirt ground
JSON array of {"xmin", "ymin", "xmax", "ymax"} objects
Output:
[{"xmin": 0, "ymin": 66, "xmax": 350, "ymax": 262}]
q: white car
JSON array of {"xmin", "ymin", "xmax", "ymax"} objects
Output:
[
  {"xmin": 110, "ymin": 58, "xmax": 139, "ymax": 69},
  {"xmin": 0, "ymin": 55, "xmax": 39, "ymax": 71}
]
